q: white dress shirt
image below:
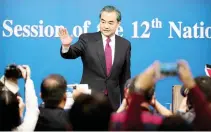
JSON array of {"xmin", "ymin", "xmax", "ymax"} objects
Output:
[{"xmin": 14, "ymin": 79, "xmax": 39, "ymax": 131}]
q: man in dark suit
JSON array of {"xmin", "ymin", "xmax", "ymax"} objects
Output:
[
  {"xmin": 35, "ymin": 74, "xmax": 71, "ymax": 131},
  {"xmin": 59, "ymin": 5, "xmax": 131, "ymax": 110}
]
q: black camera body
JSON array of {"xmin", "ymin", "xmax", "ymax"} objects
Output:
[{"xmin": 4, "ymin": 64, "xmax": 22, "ymax": 79}]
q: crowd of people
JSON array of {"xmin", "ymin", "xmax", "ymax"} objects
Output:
[{"xmin": 0, "ymin": 60, "xmax": 211, "ymax": 131}]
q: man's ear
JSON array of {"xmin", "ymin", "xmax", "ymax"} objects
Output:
[{"xmin": 63, "ymin": 93, "xmax": 67, "ymax": 101}]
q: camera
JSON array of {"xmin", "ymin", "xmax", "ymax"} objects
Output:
[{"xmin": 4, "ymin": 64, "xmax": 23, "ymax": 79}]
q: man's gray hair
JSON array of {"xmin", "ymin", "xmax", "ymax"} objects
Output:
[{"xmin": 99, "ymin": 5, "xmax": 121, "ymax": 22}]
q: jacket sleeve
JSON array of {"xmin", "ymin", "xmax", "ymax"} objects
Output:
[{"xmin": 119, "ymin": 43, "xmax": 131, "ymax": 101}]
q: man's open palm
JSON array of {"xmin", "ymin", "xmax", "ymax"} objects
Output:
[{"xmin": 59, "ymin": 27, "xmax": 73, "ymax": 46}]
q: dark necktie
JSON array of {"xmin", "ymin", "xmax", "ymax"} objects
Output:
[
  {"xmin": 105, "ymin": 37, "xmax": 112, "ymax": 76},
  {"xmin": 104, "ymin": 37, "xmax": 112, "ymax": 95}
]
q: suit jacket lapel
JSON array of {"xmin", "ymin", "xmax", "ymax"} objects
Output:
[
  {"xmin": 108, "ymin": 35, "xmax": 121, "ymax": 78},
  {"xmin": 94, "ymin": 32, "xmax": 107, "ymax": 76}
]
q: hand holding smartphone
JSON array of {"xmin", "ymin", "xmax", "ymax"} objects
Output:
[{"xmin": 156, "ymin": 63, "xmax": 178, "ymax": 78}]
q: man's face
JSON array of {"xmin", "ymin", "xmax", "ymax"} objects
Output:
[{"xmin": 100, "ymin": 11, "xmax": 120, "ymax": 37}]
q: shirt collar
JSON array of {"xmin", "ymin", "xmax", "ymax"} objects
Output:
[{"xmin": 101, "ymin": 33, "xmax": 115, "ymax": 43}]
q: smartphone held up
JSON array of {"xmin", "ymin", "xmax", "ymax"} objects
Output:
[{"xmin": 156, "ymin": 63, "xmax": 178, "ymax": 78}]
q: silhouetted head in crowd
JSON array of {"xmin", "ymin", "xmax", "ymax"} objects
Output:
[
  {"xmin": 195, "ymin": 76, "xmax": 211, "ymax": 102},
  {"xmin": 40, "ymin": 74, "xmax": 67, "ymax": 108},
  {"xmin": 184, "ymin": 76, "xmax": 211, "ymax": 110},
  {"xmin": 0, "ymin": 82, "xmax": 21, "ymax": 131},
  {"xmin": 68, "ymin": 93, "xmax": 113, "ymax": 131},
  {"xmin": 124, "ymin": 77, "xmax": 155, "ymax": 110},
  {"xmin": 158, "ymin": 115, "xmax": 193, "ymax": 131}
]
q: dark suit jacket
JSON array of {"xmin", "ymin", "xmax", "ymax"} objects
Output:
[
  {"xmin": 35, "ymin": 107, "xmax": 71, "ymax": 131},
  {"xmin": 60, "ymin": 32, "xmax": 131, "ymax": 110}
]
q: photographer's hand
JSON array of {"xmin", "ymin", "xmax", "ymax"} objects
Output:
[
  {"xmin": 22, "ymin": 65, "xmax": 31, "ymax": 80},
  {"xmin": 18, "ymin": 65, "xmax": 31, "ymax": 80},
  {"xmin": 177, "ymin": 60, "xmax": 196, "ymax": 89},
  {"xmin": 134, "ymin": 61, "xmax": 160, "ymax": 92}
]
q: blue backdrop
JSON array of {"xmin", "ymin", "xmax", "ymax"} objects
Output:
[{"xmin": 1, "ymin": 0, "xmax": 211, "ymax": 107}]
